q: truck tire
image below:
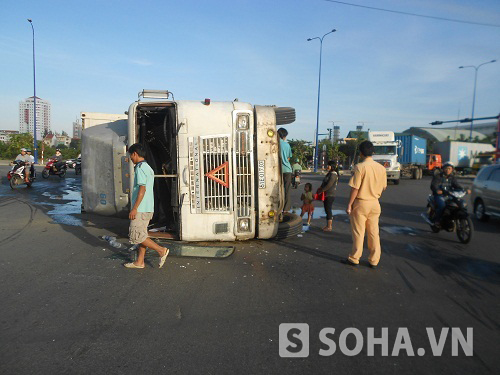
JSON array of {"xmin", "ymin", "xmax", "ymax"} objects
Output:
[
  {"xmin": 393, "ymin": 179, "xmax": 400, "ymax": 185},
  {"xmin": 412, "ymin": 168, "xmax": 418, "ymax": 179},
  {"xmin": 275, "ymin": 212, "xmax": 303, "ymax": 240},
  {"xmin": 418, "ymin": 168, "xmax": 423, "ymax": 179}
]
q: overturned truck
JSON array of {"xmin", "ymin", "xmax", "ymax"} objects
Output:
[{"xmin": 82, "ymin": 90, "xmax": 301, "ymax": 241}]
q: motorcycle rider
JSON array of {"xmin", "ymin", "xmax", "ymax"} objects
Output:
[
  {"xmin": 15, "ymin": 148, "xmax": 31, "ymax": 184},
  {"xmin": 430, "ymin": 161, "xmax": 470, "ymax": 225},
  {"xmin": 26, "ymin": 149, "xmax": 36, "ymax": 178},
  {"xmin": 292, "ymin": 158, "xmax": 302, "ymax": 187},
  {"xmin": 51, "ymin": 149, "xmax": 65, "ymax": 173}
]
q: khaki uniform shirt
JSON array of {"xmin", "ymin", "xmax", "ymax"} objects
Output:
[{"xmin": 349, "ymin": 158, "xmax": 387, "ymax": 200}]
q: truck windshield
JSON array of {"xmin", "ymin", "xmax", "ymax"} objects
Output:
[{"xmin": 373, "ymin": 146, "xmax": 396, "ymax": 155}]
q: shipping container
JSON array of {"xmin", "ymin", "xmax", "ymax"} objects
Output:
[
  {"xmin": 396, "ymin": 134, "xmax": 427, "ymax": 165},
  {"xmin": 433, "ymin": 141, "xmax": 495, "ymax": 169}
]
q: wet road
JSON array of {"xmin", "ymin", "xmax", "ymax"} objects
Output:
[{"xmin": 0, "ymin": 166, "xmax": 498, "ymax": 374}]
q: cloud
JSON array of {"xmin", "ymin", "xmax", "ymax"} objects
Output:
[{"xmin": 130, "ymin": 59, "xmax": 153, "ymax": 66}]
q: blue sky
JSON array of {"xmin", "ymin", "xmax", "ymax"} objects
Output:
[{"xmin": 1, "ymin": 0, "xmax": 499, "ymax": 141}]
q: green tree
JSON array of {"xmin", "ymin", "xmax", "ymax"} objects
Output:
[
  {"xmin": 288, "ymin": 139, "xmax": 313, "ymax": 168},
  {"xmin": 69, "ymin": 138, "xmax": 81, "ymax": 149},
  {"xmin": 3, "ymin": 133, "xmax": 34, "ymax": 160}
]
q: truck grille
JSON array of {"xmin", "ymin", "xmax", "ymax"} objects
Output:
[
  {"xmin": 201, "ymin": 136, "xmax": 231, "ymax": 212},
  {"xmin": 234, "ymin": 131, "xmax": 253, "ymax": 218}
]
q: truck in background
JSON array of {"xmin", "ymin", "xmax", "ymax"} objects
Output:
[
  {"xmin": 82, "ymin": 89, "xmax": 301, "ymax": 242},
  {"xmin": 368, "ymin": 131, "xmax": 401, "ymax": 184},
  {"xmin": 369, "ymin": 132, "xmax": 442, "ymax": 184},
  {"xmin": 433, "ymin": 141, "xmax": 495, "ymax": 172}
]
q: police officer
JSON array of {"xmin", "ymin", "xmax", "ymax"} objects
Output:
[{"xmin": 344, "ymin": 141, "xmax": 387, "ymax": 268}]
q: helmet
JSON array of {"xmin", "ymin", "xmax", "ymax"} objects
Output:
[
  {"xmin": 20, "ymin": 148, "xmax": 27, "ymax": 152},
  {"xmin": 443, "ymin": 161, "xmax": 454, "ymax": 169},
  {"xmin": 26, "ymin": 149, "xmax": 32, "ymax": 152}
]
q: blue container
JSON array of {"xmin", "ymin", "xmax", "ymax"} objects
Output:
[{"xmin": 396, "ymin": 134, "xmax": 427, "ymax": 165}]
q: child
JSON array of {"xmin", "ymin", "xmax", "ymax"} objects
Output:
[{"xmin": 300, "ymin": 183, "xmax": 314, "ymax": 225}]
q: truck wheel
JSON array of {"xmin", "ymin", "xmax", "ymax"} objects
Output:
[
  {"xmin": 418, "ymin": 168, "xmax": 423, "ymax": 179},
  {"xmin": 275, "ymin": 212, "xmax": 303, "ymax": 240},
  {"xmin": 393, "ymin": 179, "xmax": 400, "ymax": 185},
  {"xmin": 412, "ymin": 169, "xmax": 418, "ymax": 179}
]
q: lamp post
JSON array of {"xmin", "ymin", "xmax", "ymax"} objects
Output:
[
  {"xmin": 27, "ymin": 19, "xmax": 38, "ymax": 163},
  {"xmin": 459, "ymin": 59, "xmax": 496, "ymax": 142},
  {"xmin": 308, "ymin": 29, "xmax": 336, "ymax": 172}
]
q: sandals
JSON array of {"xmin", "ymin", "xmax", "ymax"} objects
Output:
[
  {"xmin": 124, "ymin": 262, "xmax": 145, "ymax": 269},
  {"xmin": 159, "ymin": 248, "xmax": 169, "ymax": 269},
  {"xmin": 322, "ymin": 226, "xmax": 332, "ymax": 232}
]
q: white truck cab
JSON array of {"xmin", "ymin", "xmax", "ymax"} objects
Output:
[
  {"xmin": 82, "ymin": 90, "xmax": 296, "ymax": 241},
  {"xmin": 368, "ymin": 131, "xmax": 401, "ymax": 184}
]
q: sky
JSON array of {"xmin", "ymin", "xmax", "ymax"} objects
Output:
[{"xmin": 1, "ymin": 0, "xmax": 499, "ymax": 141}]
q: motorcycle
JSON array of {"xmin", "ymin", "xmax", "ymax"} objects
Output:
[
  {"xmin": 75, "ymin": 157, "xmax": 81, "ymax": 175},
  {"xmin": 65, "ymin": 159, "xmax": 77, "ymax": 169},
  {"xmin": 292, "ymin": 170, "xmax": 301, "ymax": 189},
  {"xmin": 7, "ymin": 161, "xmax": 35, "ymax": 189},
  {"xmin": 42, "ymin": 158, "xmax": 67, "ymax": 179},
  {"xmin": 421, "ymin": 189, "xmax": 473, "ymax": 244}
]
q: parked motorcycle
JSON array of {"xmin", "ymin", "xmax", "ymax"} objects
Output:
[
  {"xmin": 65, "ymin": 159, "xmax": 77, "ymax": 169},
  {"xmin": 7, "ymin": 161, "xmax": 35, "ymax": 189},
  {"xmin": 421, "ymin": 189, "xmax": 473, "ymax": 244},
  {"xmin": 75, "ymin": 157, "xmax": 81, "ymax": 175},
  {"xmin": 292, "ymin": 170, "xmax": 301, "ymax": 189},
  {"xmin": 42, "ymin": 158, "xmax": 67, "ymax": 179}
]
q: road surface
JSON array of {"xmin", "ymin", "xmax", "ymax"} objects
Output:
[{"xmin": 0, "ymin": 166, "xmax": 498, "ymax": 374}]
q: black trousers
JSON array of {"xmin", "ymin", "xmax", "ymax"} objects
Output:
[
  {"xmin": 283, "ymin": 173, "xmax": 292, "ymax": 212},
  {"xmin": 324, "ymin": 196, "xmax": 335, "ymax": 220}
]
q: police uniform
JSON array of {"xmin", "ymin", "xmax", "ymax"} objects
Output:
[{"xmin": 348, "ymin": 158, "xmax": 387, "ymax": 266}]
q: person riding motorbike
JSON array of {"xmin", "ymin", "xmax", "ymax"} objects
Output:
[
  {"xmin": 14, "ymin": 148, "xmax": 31, "ymax": 184},
  {"xmin": 26, "ymin": 149, "xmax": 36, "ymax": 177},
  {"xmin": 430, "ymin": 161, "xmax": 470, "ymax": 225},
  {"xmin": 50, "ymin": 149, "xmax": 65, "ymax": 173}
]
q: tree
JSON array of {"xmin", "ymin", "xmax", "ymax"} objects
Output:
[
  {"xmin": 69, "ymin": 138, "xmax": 81, "ymax": 149},
  {"xmin": 288, "ymin": 139, "xmax": 313, "ymax": 168},
  {"xmin": 3, "ymin": 133, "xmax": 34, "ymax": 159}
]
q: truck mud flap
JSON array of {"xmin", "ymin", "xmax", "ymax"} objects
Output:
[{"xmin": 274, "ymin": 212, "xmax": 303, "ymax": 240}]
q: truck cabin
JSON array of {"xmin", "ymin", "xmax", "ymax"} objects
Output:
[{"xmin": 426, "ymin": 154, "xmax": 442, "ymax": 170}]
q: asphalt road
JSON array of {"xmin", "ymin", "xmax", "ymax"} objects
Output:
[{"xmin": 0, "ymin": 166, "xmax": 498, "ymax": 374}]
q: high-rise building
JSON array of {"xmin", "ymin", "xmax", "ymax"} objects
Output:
[
  {"xmin": 73, "ymin": 120, "xmax": 82, "ymax": 139},
  {"xmin": 19, "ymin": 96, "xmax": 51, "ymax": 139},
  {"xmin": 333, "ymin": 126, "xmax": 340, "ymax": 143}
]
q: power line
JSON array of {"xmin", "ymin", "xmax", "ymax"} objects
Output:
[{"xmin": 324, "ymin": 0, "xmax": 500, "ymax": 28}]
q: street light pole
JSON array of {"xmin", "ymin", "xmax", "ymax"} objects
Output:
[
  {"xmin": 459, "ymin": 59, "xmax": 496, "ymax": 142},
  {"xmin": 308, "ymin": 29, "xmax": 336, "ymax": 172},
  {"xmin": 28, "ymin": 19, "xmax": 38, "ymax": 163}
]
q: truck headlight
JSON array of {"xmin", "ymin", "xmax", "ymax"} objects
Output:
[
  {"xmin": 238, "ymin": 218, "xmax": 251, "ymax": 232},
  {"xmin": 237, "ymin": 114, "xmax": 249, "ymax": 130}
]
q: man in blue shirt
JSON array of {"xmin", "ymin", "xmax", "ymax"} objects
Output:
[
  {"xmin": 124, "ymin": 143, "xmax": 169, "ymax": 269},
  {"xmin": 278, "ymin": 128, "xmax": 293, "ymax": 213}
]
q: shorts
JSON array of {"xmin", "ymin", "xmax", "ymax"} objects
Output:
[
  {"xmin": 129, "ymin": 212, "xmax": 154, "ymax": 244},
  {"xmin": 301, "ymin": 203, "xmax": 315, "ymax": 215}
]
